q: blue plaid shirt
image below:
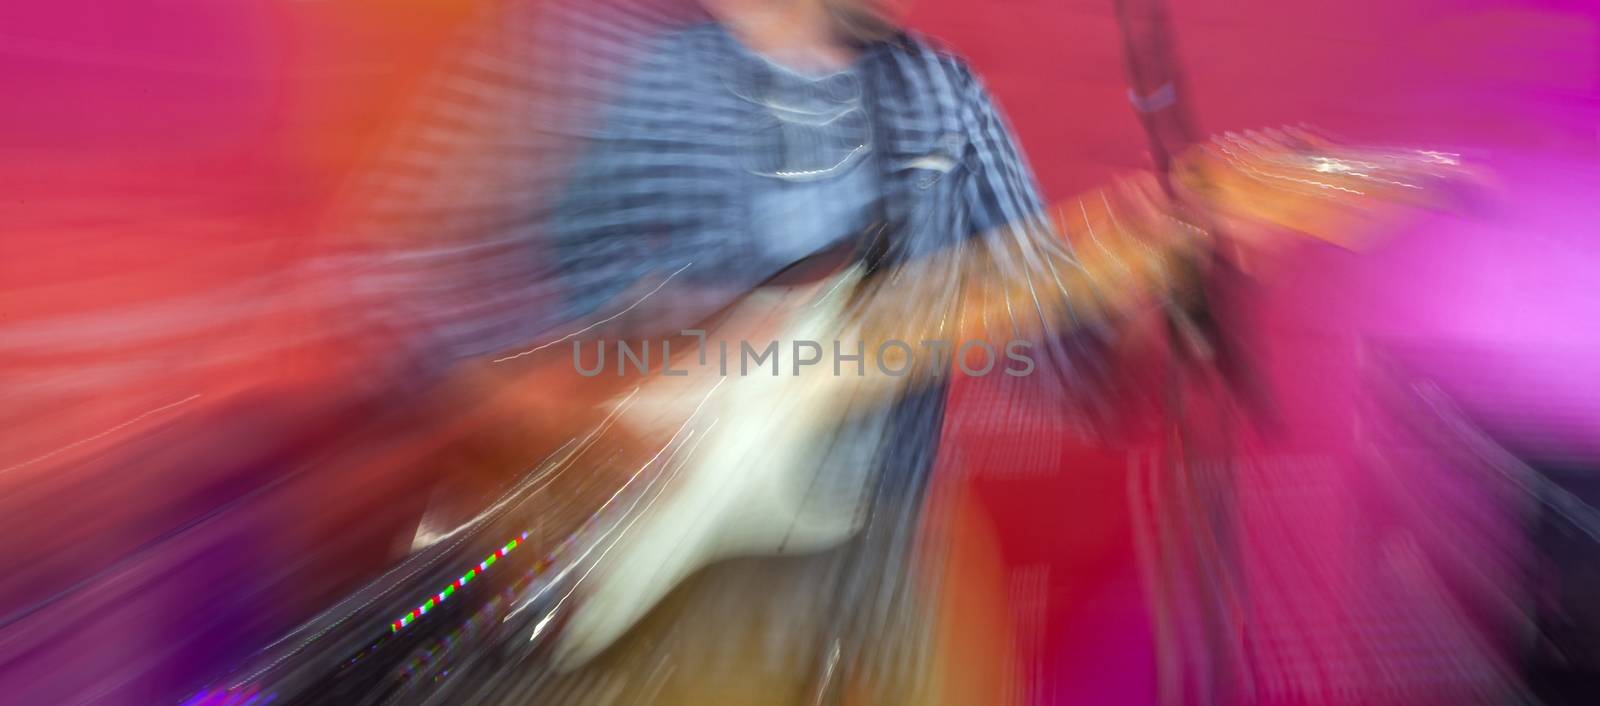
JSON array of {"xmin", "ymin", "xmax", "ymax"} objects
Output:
[
  {"xmin": 334, "ymin": 9, "xmax": 1061, "ymax": 363},
  {"xmin": 546, "ymin": 23, "xmax": 1056, "ymax": 337}
]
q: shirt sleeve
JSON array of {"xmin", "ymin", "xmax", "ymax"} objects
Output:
[
  {"xmin": 542, "ymin": 32, "xmax": 710, "ymax": 332},
  {"xmin": 952, "ymin": 64, "xmax": 1054, "ymax": 238}
]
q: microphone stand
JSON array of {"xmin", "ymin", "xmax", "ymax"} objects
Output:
[{"xmin": 1110, "ymin": 1, "xmax": 1261, "ymax": 703}]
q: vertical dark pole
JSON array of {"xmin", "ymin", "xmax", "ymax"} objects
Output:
[
  {"xmin": 1108, "ymin": 1, "xmax": 1254, "ymax": 704},
  {"xmin": 1109, "ymin": 0, "xmax": 1200, "ymax": 195}
]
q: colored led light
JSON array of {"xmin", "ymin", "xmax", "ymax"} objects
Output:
[{"xmin": 389, "ymin": 530, "xmax": 528, "ymax": 635}]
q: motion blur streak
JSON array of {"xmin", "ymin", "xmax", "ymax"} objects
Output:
[{"xmin": 0, "ymin": 1, "xmax": 1597, "ymax": 705}]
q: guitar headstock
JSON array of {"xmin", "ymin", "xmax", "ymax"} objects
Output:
[{"xmin": 1173, "ymin": 125, "xmax": 1477, "ymax": 251}]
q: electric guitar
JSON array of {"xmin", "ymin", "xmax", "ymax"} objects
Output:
[{"xmin": 488, "ymin": 130, "xmax": 1471, "ymax": 675}]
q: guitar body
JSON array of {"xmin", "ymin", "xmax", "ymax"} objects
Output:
[{"xmin": 535, "ymin": 266, "xmax": 896, "ymax": 668}]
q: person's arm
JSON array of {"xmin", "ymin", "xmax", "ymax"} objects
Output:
[
  {"xmin": 954, "ymin": 63, "xmax": 1054, "ymax": 239},
  {"xmin": 847, "ymin": 63, "xmax": 1204, "ymax": 375},
  {"xmin": 539, "ymin": 33, "xmax": 745, "ymax": 345}
]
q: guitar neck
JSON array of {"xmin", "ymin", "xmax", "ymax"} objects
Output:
[{"xmin": 848, "ymin": 178, "xmax": 1203, "ymax": 367}]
